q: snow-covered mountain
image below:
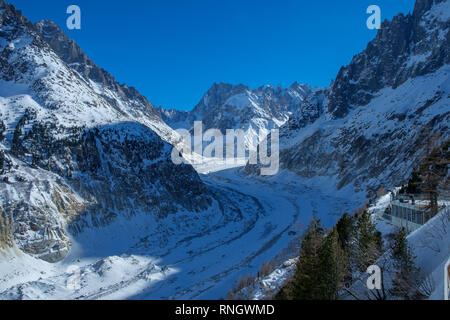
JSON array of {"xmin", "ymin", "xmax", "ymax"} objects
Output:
[
  {"xmin": 161, "ymin": 82, "xmax": 315, "ymax": 150},
  {"xmin": 0, "ymin": 0, "xmax": 213, "ymax": 262},
  {"xmin": 32, "ymin": 20, "xmax": 190, "ymax": 151},
  {"xmin": 1, "ymin": 2, "xmax": 316, "ymax": 300},
  {"xmin": 247, "ymin": 0, "xmax": 450, "ymax": 197},
  {"xmin": 0, "ymin": 0, "xmax": 448, "ymax": 301}
]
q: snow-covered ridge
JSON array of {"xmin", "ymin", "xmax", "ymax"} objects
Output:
[
  {"xmin": 0, "ymin": 0, "xmax": 448, "ymax": 301},
  {"xmin": 160, "ymin": 82, "xmax": 315, "ymax": 151},
  {"xmin": 258, "ymin": 0, "xmax": 450, "ymax": 196},
  {"xmin": 0, "ymin": 166, "xmax": 363, "ymax": 300},
  {"xmin": 0, "ymin": 0, "xmax": 212, "ymax": 263}
]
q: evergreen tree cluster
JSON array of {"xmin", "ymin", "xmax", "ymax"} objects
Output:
[
  {"xmin": 277, "ymin": 210, "xmax": 383, "ymax": 300},
  {"xmin": 389, "ymin": 227, "xmax": 426, "ymax": 300}
]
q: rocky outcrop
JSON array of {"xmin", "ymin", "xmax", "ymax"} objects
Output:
[
  {"xmin": 0, "ymin": 1, "xmax": 212, "ymax": 262},
  {"xmin": 34, "ymin": 20, "xmax": 162, "ymax": 122},
  {"xmin": 327, "ymin": 0, "xmax": 450, "ymax": 119},
  {"xmin": 276, "ymin": 0, "xmax": 450, "ymax": 196},
  {"xmin": 161, "ymin": 81, "xmax": 314, "ymax": 151}
]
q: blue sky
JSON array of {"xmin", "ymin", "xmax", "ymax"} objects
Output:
[{"xmin": 8, "ymin": 0, "xmax": 415, "ymax": 110}]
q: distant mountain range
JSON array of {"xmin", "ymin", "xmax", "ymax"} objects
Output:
[
  {"xmin": 0, "ymin": 0, "xmax": 448, "ymax": 300},
  {"xmin": 160, "ymin": 82, "xmax": 315, "ymax": 150}
]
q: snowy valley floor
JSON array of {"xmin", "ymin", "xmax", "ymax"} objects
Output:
[{"xmin": 0, "ymin": 168, "xmax": 363, "ymax": 300}]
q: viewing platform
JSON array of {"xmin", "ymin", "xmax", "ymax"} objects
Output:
[{"xmin": 381, "ymin": 194, "xmax": 449, "ymax": 232}]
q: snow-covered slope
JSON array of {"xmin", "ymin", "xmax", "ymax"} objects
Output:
[
  {"xmin": 0, "ymin": 247, "xmax": 177, "ymax": 300},
  {"xmin": 0, "ymin": 0, "xmax": 448, "ymax": 301},
  {"xmin": 1, "ymin": 0, "xmax": 337, "ymax": 300},
  {"xmin": 0, "ymin": 166, "xmax": 362, "ymax": 300},
  {"xmin": 32, "ymin": 19, "xmax": 182, "ymax": 146},
  {"xmin": 247, "ymin": 0, "xmax": 449, "ymax": 197},
  {"xmin": 161, "ymin": 82, "xmax": 315, "ymax": 150},
  {"xmin": 0, "ymin": 0, "xmax": 212, "ymax": 262},
  {"xmin": 280, "ymin": 65, "xmax": 449, "ymax": 193}
]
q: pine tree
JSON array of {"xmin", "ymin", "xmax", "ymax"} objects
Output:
[
  {"xmin": 390, "ymin": 227, "xmax": 422, "ymax": 299},
  {"xmin": 282, "ymin": 217, "xmax": 325, "ymax": 300},
  {"xmin": 335, "ymin": 213, "xmax": 354, "ymax": 252},
  {"xmin": 318, "ymin": 228, "xmax": 348, "ymax": 299},
  {"xmin": 418, "ymin": 138, "xmax": 449, "ymax": 216},
  {"xmin": 405, "ymin": 169, "xmax": 422, "ymax": 194},
  {"xmin": 353, "ymin": 210, "xmax": 382, "ymax": 272},
  {"xmin": 391, "ymin": 228, "xmax": 409, "ymax": 266},
  {"xmin": 279, "ymin": 218, "xmax": 350, "ymax": 300}
]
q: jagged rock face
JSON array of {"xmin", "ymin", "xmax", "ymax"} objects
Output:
[
  {"xmin": 276, "ymin": 0, "xmax": 450, "ymax": 196},
  {"xmin": 327, "ymin": 0, "xmax": 450, "ymax": 119},
  {"xmin": 162, "ymin": 81, "xmax": 314, "ymax": 150},
  {"xmin": 34, "ymin": 20, "xmax": 162, "ymax": 123},
  {"xmin": 34, "ymin": 21, "xmax": 104, "ymax": 83},
  {"xmin": 0, "ymin": 1, "xmax": 212, "ymax": 261},
  {"xmin": 170, "ymin": 82, "xmax": 313, "ymax": 130},
  {"xmin": 282, "ymin": 89, "xmax": 326, "ymax": 132},
  {"xmin": 159, "ymin": 107, "xmax": 189, "ymax": 128}
]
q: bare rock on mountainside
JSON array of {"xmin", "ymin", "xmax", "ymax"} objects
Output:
[
  {"xmin": 247, "ymin": 0, "xmax": 449, "ymax": 197},
  {"xmin": 160, "ymin": 81, "xmax": 315, "ymax": 150},
  {"xmin": 0, "ymin": 1, "xmax": 211, "ymax": 261}
]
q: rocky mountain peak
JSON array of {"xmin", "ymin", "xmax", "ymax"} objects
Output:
[
  {"xmin": 34, "ymin": 20, "xmax": 104, "ymax": 83},
  {"xmin": 35, "ymin": 20, "xmax": 76, "ymax": 60},
  {"xmin": 326, "ymin": 0, "xmax": 449, "ymax": 119},
  {"xmin": 272, "ymin": 0, "xmax": 450, "ymax": 196},
  {"xmin": 289, "ymin": 81, "xmax": 305, "ymax": 91},
  {"xmin": 0, "ymin": 1, "xmax": 35, "ymax": 35},
  {"xmin": 0, "ymin": 3, "xmax": 214, "ymax": 262},
  {"xmin": 33, "ymin": 19, "xmax": 161, "ymax": 121},
  {"xmin": 195, "ymin": 83, "xmax": 249, "ymax": 113}
]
